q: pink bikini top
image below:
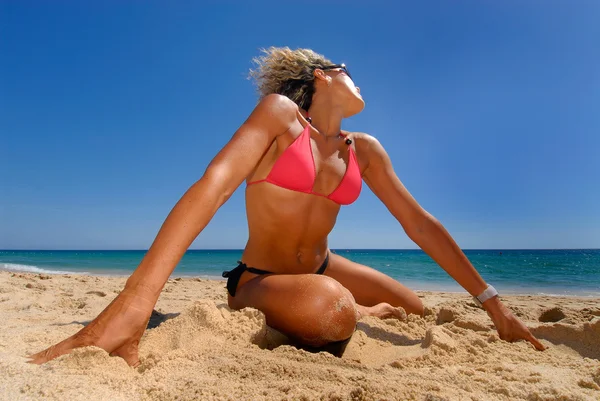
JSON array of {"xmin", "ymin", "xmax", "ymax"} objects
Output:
[{"xmin": 247, "ymin": 119, "xmax": 362, "ymax": 205}]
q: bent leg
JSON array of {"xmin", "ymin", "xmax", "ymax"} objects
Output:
[
  {"xmin": 326, "ymin": 253, "xmax": 424, "ymax": 316},
  {"xmin": 229, "ymin": 274, "xmax": 358, "ymax": 347}
]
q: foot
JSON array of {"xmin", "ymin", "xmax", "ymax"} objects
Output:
[{"xmin": 356, "ymin": 302, "xmax": 407, "ymax": 321}]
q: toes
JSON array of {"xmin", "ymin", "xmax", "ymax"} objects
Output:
[
  {"xmin": 379, "ymin": 303, "xmax": 406, "ymax": 320},
  {"xmin": 357, "ymin": 303, "xmax": 408, "ymax": 321},
  {"xmin": 394, "ymin": 306, "xmax": 407, "ymax": 320}
]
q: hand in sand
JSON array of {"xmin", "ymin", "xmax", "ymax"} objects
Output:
[
  {"xmin": 484, "ymin": 297, "xmax": 546, "ymax": 351},
  {"xmin": 28, "ymin": 286, "xmax": 155, "ymax": 367}
]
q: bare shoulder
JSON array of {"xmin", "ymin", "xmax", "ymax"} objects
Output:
[
  {"xmin": 341, "ymin": 130, "xmax": 381, "ymax": 148},
  {"xmin": 249, "ymin": 94, "xmax": 299, "ymax": 134},
  {"xmin": 257, "ymin": 93, "xmax": 298, "ymax": 112},
  {"xmin": 341, "ymin": 130, "xmax": 386, "ymax": 170}
]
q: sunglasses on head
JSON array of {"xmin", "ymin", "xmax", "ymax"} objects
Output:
[{"xmin": 322, "ymin": 63, "xmax": 352, "ymax": 80}]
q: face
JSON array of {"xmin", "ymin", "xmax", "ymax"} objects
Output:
[{"xmin": 320, "ymin": 64, "xmax": 365, "ymax": 117}]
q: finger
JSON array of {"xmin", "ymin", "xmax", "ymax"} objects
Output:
[
  {"xmin": 525, "ymin": 332, "xmax": 547, "ymax": 351},
  {"xmin": 27, "ymin": 337, "xmax": 78, "ymax": 365},
  {"xmin": 109, "ymin": 340, "xmax": 141, "ymax": 367}
]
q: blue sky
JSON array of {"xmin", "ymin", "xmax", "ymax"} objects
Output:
[{"xmin": 1, "ymin": 1, "xmax": 599, "ymax": 250}]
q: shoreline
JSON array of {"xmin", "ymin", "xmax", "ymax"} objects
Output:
[
  {"xmin": 1, "ymin": 270, "xmax": 599, "ymax": 400},
  {"xmin": 2, "ymin": 265, "xmax": 599, "ymax": 298}
]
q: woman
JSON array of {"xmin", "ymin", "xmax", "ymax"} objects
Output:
[{"xmin": 30, "ymin": 47, "xmax": 544, "ymax": 367}]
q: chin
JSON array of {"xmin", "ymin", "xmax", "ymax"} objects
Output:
[{"xmin": 345, "ymin": 98, "xmax": 365, "ymax": 118}]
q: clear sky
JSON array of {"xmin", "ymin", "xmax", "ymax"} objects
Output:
[{"xmin": 1, "ymin": 1, "xmax": 599, "ymax": 250}]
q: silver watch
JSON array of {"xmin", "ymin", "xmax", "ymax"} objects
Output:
[{"xmin": 473, "ymin": 284, "xmax": 498, "ymax": 307}]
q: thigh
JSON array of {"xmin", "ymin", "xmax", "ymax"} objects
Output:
[
  {"xmin": 325, "ymin": 253, "xmax": 424, "ymax": 316},
  {"xmin": 230, "ymin": 273, "xmax": 357, "ymax": 346}
]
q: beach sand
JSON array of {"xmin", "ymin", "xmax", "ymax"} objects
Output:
[{"xmin": 0, "ymin": 271, "xmax": 598, "ymax": 401}]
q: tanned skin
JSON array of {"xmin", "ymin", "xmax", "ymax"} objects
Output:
[{"xmin": 30, "ymin": 66, "xmax": 544, "ymax": 367}]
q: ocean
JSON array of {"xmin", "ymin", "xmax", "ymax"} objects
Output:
[{"xmin": 1, "ymin": 249, "xmax": 599, "ymax": 296}]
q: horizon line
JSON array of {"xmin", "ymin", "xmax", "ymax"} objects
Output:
[{"xmin": 1, "ymin": 248, "xmax": 599, "ymax": 252}]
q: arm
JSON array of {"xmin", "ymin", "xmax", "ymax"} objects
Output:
[
  {"xmin": 29, "ymin": 94, "xmax": 298, "ymax": 365},
  {"xmin": 124, "ymin": 94, "xmax": 296, "ymax": 297},
  {"xmin": 361, "ymin": 135, "xmax": 545, "ymax": 350}
]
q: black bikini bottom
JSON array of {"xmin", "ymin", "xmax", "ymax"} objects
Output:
[
  {"xmin": 222, "ymin": 253, "xmax": 329, "ymax": 297},
  {"xmin": 222, "ymin": 253, "xmax": 352, "ymax": 356}
]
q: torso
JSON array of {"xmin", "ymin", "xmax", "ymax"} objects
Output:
[{"xmin": 238, "ymin": 109, "xmax": 368, "ymax": 288}]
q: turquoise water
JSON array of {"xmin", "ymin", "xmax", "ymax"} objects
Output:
[{"xmin": 1, "ymin": 249, "xmax": 599, "ymax": 296}]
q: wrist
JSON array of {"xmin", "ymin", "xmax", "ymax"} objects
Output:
[
  {"xmin": 481, "ymin": 294, "xmax": 501, "ymax": 311},
  {"xmin": 123, "ymin": 279, "xmax": 163, "ymax": 304},
  {"xmin": 482, "ymin": 296, "xmax": 511, "ymax": 325},
  {"xmin": 473, "ymin": 284, "xmax": 498, "ymax": 306}
]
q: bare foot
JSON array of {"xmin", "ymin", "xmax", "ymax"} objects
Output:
[{"xmin": 356, "ymin": 302, "xmax": 407, "ymax": 321}]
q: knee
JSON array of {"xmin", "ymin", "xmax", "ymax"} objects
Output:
[
  {"xmin": 405, "ymin": 296, "xmax": 425, "ymax": 317},
  {"xmin": 296, "ymin": 276, "xmax": 357, "ymax": 346}
]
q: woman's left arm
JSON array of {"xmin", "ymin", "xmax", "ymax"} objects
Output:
[{"xmin": 360, "ymin": 135, "xmax": 545, "ymax": 350}]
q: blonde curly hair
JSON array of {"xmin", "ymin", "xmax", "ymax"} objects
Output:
[{"xmin": 249, "ymin": 47, "xmax": 335, "ymax": 110}]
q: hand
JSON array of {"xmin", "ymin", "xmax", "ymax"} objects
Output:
[
  {"xmin": 28, "ymin": 286, "xmax": 156, "ymax": 367},
  {"xmin": 483, "ymin": 297, "xmax": 546, "ymax": 351}
]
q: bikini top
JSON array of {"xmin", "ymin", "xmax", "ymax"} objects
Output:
[{"xmin": 247, "ymin": 118, "xmax": 362, "ymax": 205}]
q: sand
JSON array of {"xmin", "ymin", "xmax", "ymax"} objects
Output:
[{"xmin": 0, "ymin": 271, "xmax": 598, "ymax": 401}]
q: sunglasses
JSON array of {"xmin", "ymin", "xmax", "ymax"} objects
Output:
[{"xmin": 322, "ymin": 63, "xmax": 352, "ymax": 80}]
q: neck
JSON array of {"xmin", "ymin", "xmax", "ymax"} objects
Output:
[{"xmin": 307, "ymin": 101, "xmax": 344, "ymax": 139}]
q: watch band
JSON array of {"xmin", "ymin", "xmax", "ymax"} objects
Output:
[{"xmin": 474, "ymin": 284, "xmax": 498, "ymax": 306}]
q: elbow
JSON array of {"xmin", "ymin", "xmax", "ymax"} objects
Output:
[
  {"xmin": 218, "ymin": 186, "xmax": 235, "ymax": 206},
  {"xmin": 207, "ymin": 178, "xmax": 234, "ymax": 206},
  {"xmin": 404, "ymin": 212, "xmax": 440, "ymax": 241}
]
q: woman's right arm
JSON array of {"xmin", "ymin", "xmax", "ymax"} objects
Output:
[
  {"xmin": 125, "ymin": 94, "xmax": 296, "ymax": 296},
  {"xmin": 28, "ymin": 94, "xmax": 297, "ymax": 366}
]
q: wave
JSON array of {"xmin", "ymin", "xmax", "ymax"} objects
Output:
[{"xmin": 0, "ymin": 263, "xmax": 88, "ymax": 275}]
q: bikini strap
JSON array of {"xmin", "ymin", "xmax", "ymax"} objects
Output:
[
  {"xmin": 222, "ymin": 261, "xmax": 273, "ymax": 276},
  {"xmin": 246, "ymin": 266, "xmax": 275, "ymax": 275},
  {"xmin": 222, "ymin": 262, "xmax": 274, "ymax": 297}
]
